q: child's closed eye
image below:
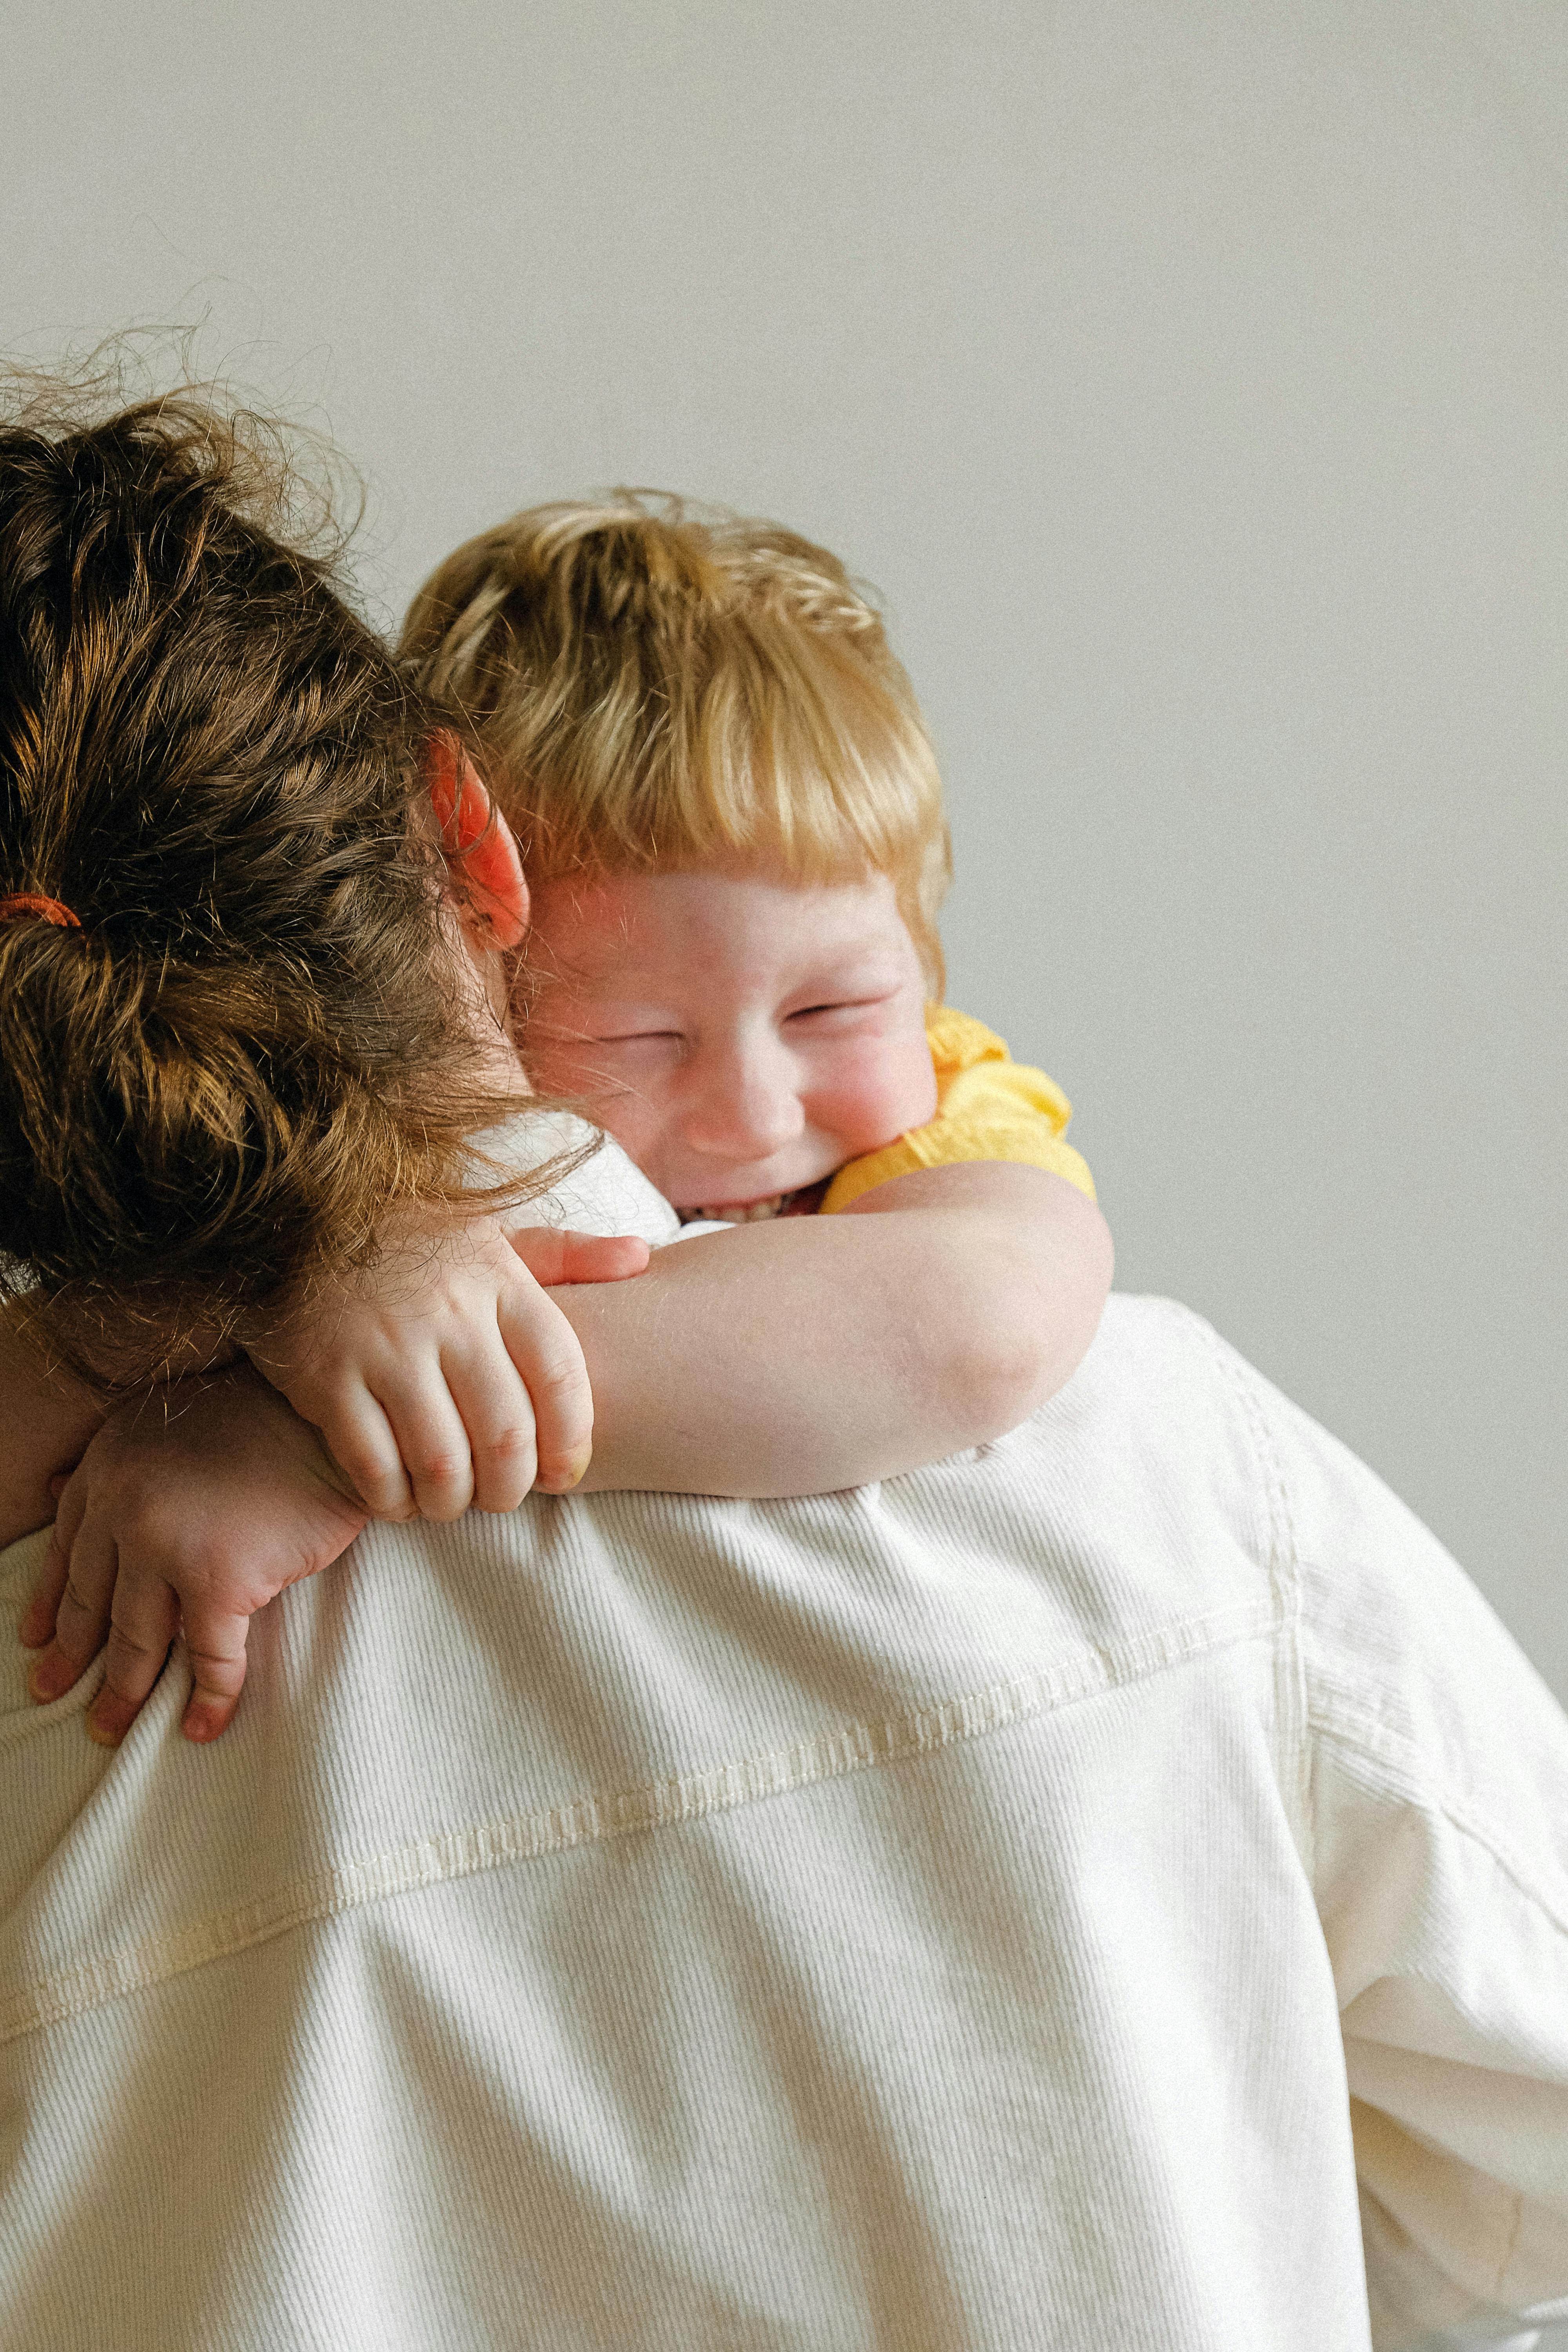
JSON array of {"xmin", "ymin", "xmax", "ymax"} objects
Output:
[{"xmin": 785, "ymin": 993, "xmax": 900, "ymax": 1029}]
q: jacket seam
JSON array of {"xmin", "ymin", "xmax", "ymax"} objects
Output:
[
  {"xmin": 0, "ymin": 1597, "xmax": 1281, "ymax": 2047},
  {"xmin": 1308, "ymin": 1698, "xmax": 1568, "ymax": 1941},
  {"xmin": 1189, "ymin": 1307, "xmax": 1314, "ymax": 1882}
]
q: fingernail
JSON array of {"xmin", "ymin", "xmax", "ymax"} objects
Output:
[
  {"xmin": 27, "ymin": 1653, "xmax": 76, "ymax": 1704},
  {"xmin": 182, "ymin": 1706, "xmax": 223, "ymax": 1744},
  {"xmin": 539, "ymin": 1445, "xmax": 592, "ymax": 1494},
  {"xmin": 85, "ymin": 1708, "xmax": 124, "ymax": 1749}
]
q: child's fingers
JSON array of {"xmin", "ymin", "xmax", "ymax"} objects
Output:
[
  {"xmin": 370, "ymin": 1367, "xmax": 477, "ymax": 1522},
  {"xmin": 20, "ymin": 1470, "xmax": 91, "ymax": 1650},
  {"xmin": 26, "ymin": 1513, "xmax": 117, "ymax": 1702},
  {"xmin": 439, "ymin": 1338, "xmax": 539, "ymax": 1514},
  {"xmin": 20, "ymin": 1536, "xmax": 71, "ymax": 1651},
  {"xmin": 18, "ymin": 1574, "xmax": 64, "ymax": 1653},
  {"xmin": 508, "ymin": 1228, "xmax": 651, "ymax": 1286},
  {"xmin": 85, "ymin": 1574, "xmax": 180, "ymax": 1747},
  {"xmin": 178, "ymin": 1604, "xmax": 252, "ymax": 1744},
  {"xmin": 317, "ymin": 1386, "xmax": 416, "ymax": 1521},
  {"xmin": 495, "ymin": 1290, "xmax": 594, "ymax": 1495}
]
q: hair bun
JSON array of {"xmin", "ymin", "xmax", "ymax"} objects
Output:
[{"xmin": 0, "ymin": 376, "xmax": 552, "ymax": 1388}]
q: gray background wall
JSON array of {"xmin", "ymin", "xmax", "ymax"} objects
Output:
[{"xmin": 7, "ymin": 2, "xmax": 1564, "ymax": 1696}]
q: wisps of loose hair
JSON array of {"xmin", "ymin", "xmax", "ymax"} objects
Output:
[
  {"xmin": 401, "ymin": 492, "xmax": 952, "ymax": 992},
  {"xmin": 0, "ymin": 363, "xmax": 578, "ymax": 1388}
]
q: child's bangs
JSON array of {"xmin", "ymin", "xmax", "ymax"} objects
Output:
[
  {"xmin": 414, "ymin": 496, "xmax": 955, "ymax": 991},
  {"xmin": 605, "ymin": 616, "xmax": 951, "ymax": 987},
  {"xmin": 702, "ymin": 635, "xmax": 936, "ymax": 878}
]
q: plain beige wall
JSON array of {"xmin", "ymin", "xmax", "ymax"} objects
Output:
[{"xmin": 7, "ymin": 2, "xmax": 1564, "ymax": 1694}]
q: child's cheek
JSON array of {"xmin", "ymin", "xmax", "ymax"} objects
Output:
[
  {"xmin": 900, "ymin": 1039, "xmax": 941, "ymax": 1131},
  {"xmin": 522, "ymin": 993, "xmax": 620, "ymax": 1095},
  {"xmin": 825, "ymin": 1038, "xmax": 938, "ymax": 1158},
  {"xmin": 524, "ymin": 1033, "xmax": 655, "ymax": 1148},
  {"xmin": 592, "ymin": 1094, "xmax": 664, "ymax": 1170},
  {"xmin": 523, "ymin": 1034, "xmax": 582, "ymax": 1101},
  {"xmin": 534, "ymin": 1063, "xmax": 668, "ymax": 1189}
]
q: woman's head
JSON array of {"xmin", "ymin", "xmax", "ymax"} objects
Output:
[
  {"xmin": 400, "ymin": 492, "xmax": 952, "ymax": 994},
  {"xmin": 0, "ymin": 379, "xmax": 532, "ymax": 1385}
]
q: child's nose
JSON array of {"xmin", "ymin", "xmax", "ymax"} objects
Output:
[{"xmin": 682, "ymin": 1042, "xmax": 804, "ymax": 1161}]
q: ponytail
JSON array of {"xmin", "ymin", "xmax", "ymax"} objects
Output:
[{"xmin": 0, "ymin": 381, "xmax": 549, "ymax": 1386}]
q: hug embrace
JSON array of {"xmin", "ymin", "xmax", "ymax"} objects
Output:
[{"xmin": 2, "ymin": 379, "xmax": 1565, "ymax": 2351}]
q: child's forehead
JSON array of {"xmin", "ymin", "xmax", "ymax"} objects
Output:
[
  {"xmin": 528, "ymin": 863, "xmax": 914, "ymax": 982},
  {"xmin": 534, "ymin": 862, "xmax": 903, "ymax": 940}
]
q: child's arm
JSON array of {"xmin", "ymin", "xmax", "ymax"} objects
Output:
[
  {"xmin": 0, "ymin": 1305, "xmax": 108, "ymax": 1548},
  {"xmin": 23, "ymin": 1161, "xmax": 1109, "ymax": 1742},
  {"xmin": 18, "ymin": 1221, "xmax": 650, "ymax": 1743},
  {"xmin": 565, "ymin": 1159, "xmax": 1112, "ymax": 1495}
]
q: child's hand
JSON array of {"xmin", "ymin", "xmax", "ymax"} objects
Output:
[
  {"xmin": 247, "ymin": 1217, "xmax": 650, "ymax": 1523},
  {"xmin": 20, "ymin": 1366, "xmax": 371, "ymax": 1746}
]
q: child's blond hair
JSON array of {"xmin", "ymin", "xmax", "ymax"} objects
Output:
[{"xmin": 401, "ymin": 494, "xmax": 951, "ymax": 993}]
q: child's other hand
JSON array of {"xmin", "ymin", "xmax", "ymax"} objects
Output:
[
  {"xmin": 20, "ymin": 1367, "xmax": 370, "ymax": 1746},
  {"xmin": 248, "ymin": 1217, "xmax": 649, "ymax": 1523}
]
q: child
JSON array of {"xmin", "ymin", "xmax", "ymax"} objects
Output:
[
  {"xmin": 7, "ymin": 388, "xmax": 1110, "ymax": 1746},
  {"xmin": 403, "ymin": 494, "xmax": 1096, "ymax": 1243}
]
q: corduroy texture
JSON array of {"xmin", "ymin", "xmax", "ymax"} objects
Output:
[{"xmin": 2, "ymin": 1141, "xmax": 1566, "ymax": 2350}]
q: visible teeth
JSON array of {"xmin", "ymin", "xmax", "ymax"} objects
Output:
[{"xmin": 691, "ymin": 1196, "xmax": 784, "ymax": 1224}]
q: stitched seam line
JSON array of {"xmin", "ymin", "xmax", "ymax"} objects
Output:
[
  {"xmin": 2, "ymin": 1599, "xmax": 1278, "ymax": 2045},
  {"xmin": 1207, "ymin": 1322, "xmax": 1296, "ymax": 1582},
  {"xmin": 1309, "ymin": 1703, "xmax": 1568, "ymax": 1942},
  {"xmin": 1192, "ymin": 1308, "xmax": 1312, "ymax": 1878}
]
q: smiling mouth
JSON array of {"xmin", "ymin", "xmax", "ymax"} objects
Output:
[
  {"xmin": 683, "ymin": 1195, "xmax": 786, "ymax": 1225},
  {"xmin": 681, "ymin": 1177, "xmax": 832, "ymax": 1226}
]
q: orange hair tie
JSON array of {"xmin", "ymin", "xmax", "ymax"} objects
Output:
[{"xmin": 0, "ymin": 894, "xmax": 80, "ymax": 929}]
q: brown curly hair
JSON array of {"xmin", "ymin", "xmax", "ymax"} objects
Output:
[{"xmin": 0, "ymin": 379, "xmax": 546, "ymax": 1387}]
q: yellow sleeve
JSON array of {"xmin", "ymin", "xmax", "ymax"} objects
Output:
[{"xmin": 821, "ymin": 1006, "xmax": 1097, "ymax": 1214}]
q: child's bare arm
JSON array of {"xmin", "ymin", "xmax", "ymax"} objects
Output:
[
  {"xmin": 23, "ymin": 1165, "xmax": 1107, "ymax": 1743},
  {"xmin": 0, "ymin": 1305, "xmax": 107, "ymax": 1548},
  {"xmin": 564, "ymin": 1161, "xmax": 1113, "ymax": 1495}
]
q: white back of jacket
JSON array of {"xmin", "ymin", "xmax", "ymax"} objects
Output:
[{"xmin": 2, "ymin": 1138, "xmax": 1566, "ymax": 2351}]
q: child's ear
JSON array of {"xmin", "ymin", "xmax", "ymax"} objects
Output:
[{"xmin": 426, "ymin": 735, "xmax": 529, "ymax": 949}]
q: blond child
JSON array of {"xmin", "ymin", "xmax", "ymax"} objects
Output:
[
  {"xmin": 8, "ymin": 391, "xmax": 1108, "ymax": 1746},
  {"xmin": 398, "ymin": 494, "xmax": 1102, "ymax": 1324},
  {"xmin": 403, "ymin": 494, "xmax": 1097, "ymax": 1246}
]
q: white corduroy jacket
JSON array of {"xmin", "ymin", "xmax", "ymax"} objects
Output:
[{"xmin": 2, "ymin": 1134, "xmax": 1566, "ymax": 2352}]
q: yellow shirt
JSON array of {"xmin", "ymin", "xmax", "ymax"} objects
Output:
[{"xmin": 821, "ymin": 1006, "xmax": 1096, "ymax": 1214}]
